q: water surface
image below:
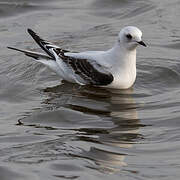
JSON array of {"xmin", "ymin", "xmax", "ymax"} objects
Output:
[{"xmin": 0, "ymin": 0, "xmax": 180, "ymax": 179}]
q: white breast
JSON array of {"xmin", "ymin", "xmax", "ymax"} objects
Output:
[{"xmin": 106, "ymin": 50, "xmax": 137, "ymax": 89}]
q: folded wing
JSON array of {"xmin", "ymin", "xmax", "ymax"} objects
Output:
[
  {"xmin": 8, "ymin": 29, "xmax": 114, "ymax": 86},
  {"xmin": 57, "ymin": 51, "xmax": 114, "ymax": 86}
]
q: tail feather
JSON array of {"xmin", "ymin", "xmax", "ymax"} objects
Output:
[
  {"xmin": 7, "ymin": 46, "xmax": 53, "ymax": 60},
  {"xmin": 8, "ymin": 29, "xmax": 71, "ymax": 62},
  {"xmin": 27, "ymin": 29, "xmax": 59, "ymax": 59}
]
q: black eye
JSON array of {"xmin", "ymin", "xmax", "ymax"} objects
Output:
[{"xmin": 126, "ymin": 34, "xmax": 132, "ymax": 39}]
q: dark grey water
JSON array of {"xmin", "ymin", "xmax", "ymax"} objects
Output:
[{"xmin": 0, "ymin": 0, "xmax": 180, "ymax": 179}]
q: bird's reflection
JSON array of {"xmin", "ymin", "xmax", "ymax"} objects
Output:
[{"xmin": 42, "ymin": 82, "xmax": 144, "ymax": 173}]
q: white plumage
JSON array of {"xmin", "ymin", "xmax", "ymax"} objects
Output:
[{"xmin": 8, "ymin": 26, "xmax": 146, "ymax": 89}]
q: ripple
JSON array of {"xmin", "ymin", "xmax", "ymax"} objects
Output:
[
  {"xmin": 1, "ymin": 0, "xmax": 180, "ymax": 179},
  {"xmin": 162, "ymin": 43, "xmax": 180, "ymax": 49},
  {"xmin": 90, "ymin": 0, "xmax": 155, "ymax": 20},
  {"xmin": 0, "ymin": 166, "xmax": 28, "ymax": 180},
  {"xmin": 0, "ymin": 0, "xmax": 61, "ymax": 18},
  {"xmin": 137, "ymin": 58, "xmax": 180, "ymax": 94},
  {"xmin": 0, "ymin": 2, "xmax": 41, "ymax": 17}
]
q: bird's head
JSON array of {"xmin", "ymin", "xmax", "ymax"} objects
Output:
[{"xmin": 118, "ymin": 26, "xmax": 146, "ymax": 50}]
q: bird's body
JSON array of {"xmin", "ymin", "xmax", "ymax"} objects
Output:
[
  {"xmin": 8, "ymin": 26, "xmax": 146, "ymax": 89},
  {"xmin": 63, "ymin": 45, "xmax": 137, "ymax": 89}
]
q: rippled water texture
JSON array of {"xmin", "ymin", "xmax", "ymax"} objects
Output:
[{"xmin": 0, "ymin": 0, "xmax": 180, "ymax": 179}]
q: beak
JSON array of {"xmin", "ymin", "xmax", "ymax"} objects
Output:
[{"xmin": 138, "ymin": 41, "xmax": 147, "ymax": 47}]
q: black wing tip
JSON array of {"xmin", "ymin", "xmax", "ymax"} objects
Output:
[
  {"xmin": 7, "ymin": 46, "xmax": 17, "ymax": 51},
  {"xmin": 94, "ymin": 73, "xmax": 114, "ymax": 86},
  {"xmin": 27, "ymin": 28, "xmax": 36, "ymax": 36}
]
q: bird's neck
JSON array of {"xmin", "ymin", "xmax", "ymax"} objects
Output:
[
  {"xmin": 108, "ymin": 41, "xmax": 137, "ymax": 67},
  {"xmin": 106, "ymin": 41, "xmax": 137, "ymax": 89}
]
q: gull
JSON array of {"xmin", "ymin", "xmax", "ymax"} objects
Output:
[{"xmin": 8, "ymin": 26, "xmax": 146, "ymax": 89}]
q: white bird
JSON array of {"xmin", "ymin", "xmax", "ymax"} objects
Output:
[{"xmin": 8, "ymin": 26, "xmax": 146, "ymax": 89}]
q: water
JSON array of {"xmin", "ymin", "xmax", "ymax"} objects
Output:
[{"xmin": 0, "ymin": 0, "xmax": 180, "ymax": 179}]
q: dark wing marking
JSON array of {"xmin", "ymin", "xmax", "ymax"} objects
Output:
[
  {"xmin": 10, "ymin": 29, "xmax": 113, "ymax": 85},
  {"xmin": 57, "ymin": 52, "xmax": 113, "ymax": 86},
  {"xmin": 27, "ymin": 29, "xmax": 70, "ymax": 59}
]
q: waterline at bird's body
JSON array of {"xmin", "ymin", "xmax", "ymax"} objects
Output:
[{"xmin": 8, "ymin": 26, "xmax": 146, "ymax": 89}]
